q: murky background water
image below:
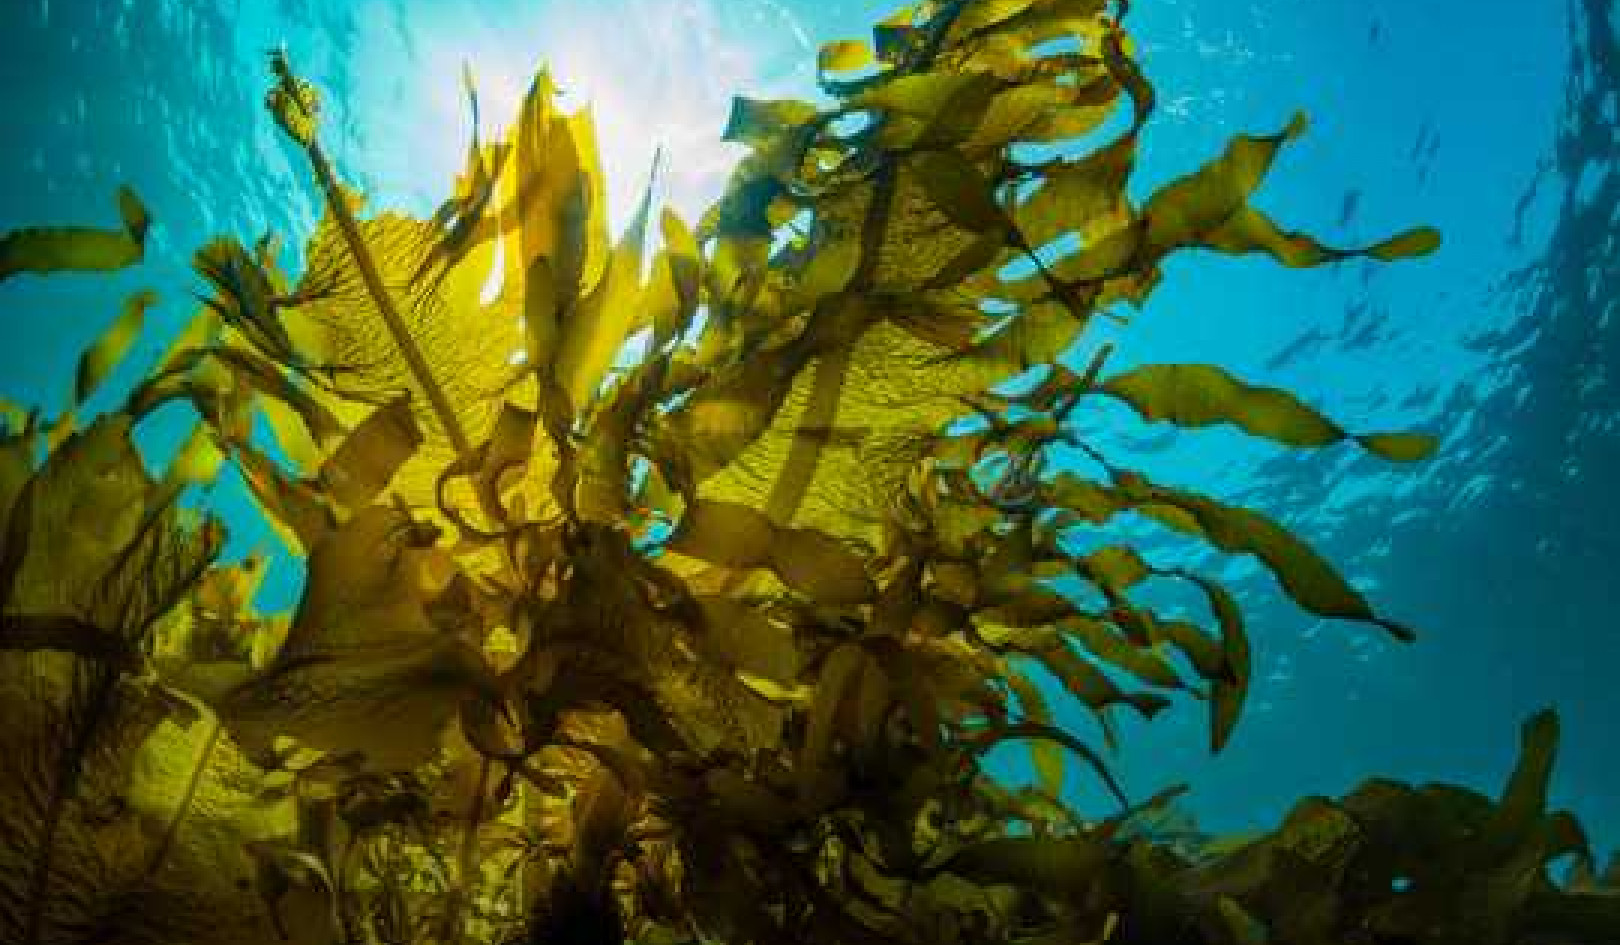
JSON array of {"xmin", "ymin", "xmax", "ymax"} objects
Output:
[{"xmin": 3, "ymin": 0, "xmax": 1614, "ymax": 857}]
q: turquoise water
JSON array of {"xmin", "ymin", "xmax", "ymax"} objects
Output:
[{"xmin": 2, "ymin": 0, "xmax": 1613, "ymax": 861}]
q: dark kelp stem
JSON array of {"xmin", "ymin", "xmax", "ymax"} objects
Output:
[
  {"xmin": 22, "ymin": 666, "xmax": 120, "ymax": 945},
  {"xmin": 267, "ymin": 50, "xmax": 473, "ymax": 457}
]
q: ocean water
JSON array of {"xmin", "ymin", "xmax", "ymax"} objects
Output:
[{"xmin": 2, "ymin": 0, "xmax": 1614, "ymax": 864}]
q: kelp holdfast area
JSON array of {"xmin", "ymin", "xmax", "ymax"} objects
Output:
[{"xmin": 1, "ymin": 0, "xmax": 1617, "ymax": 943}]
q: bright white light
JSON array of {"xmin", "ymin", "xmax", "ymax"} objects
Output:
[{"xmin": 341, "ymin": 0, "xmax": 814, "ymax": 234}]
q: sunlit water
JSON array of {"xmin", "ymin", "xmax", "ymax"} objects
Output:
[{"xmin": 3, "ymin": 0, "xmax": 1614, "ymax": 858}]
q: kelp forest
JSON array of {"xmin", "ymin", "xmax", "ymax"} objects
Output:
[{"xmin": 0, "ymin": 0, "xmax": 1616, "ymax": 942}]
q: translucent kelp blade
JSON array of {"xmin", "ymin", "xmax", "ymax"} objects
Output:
[
  {"xmin": 74, "ymin": 290, "xmax": 157, "ymax": 405},
  {"xmin": 1099, "ymin": 362, "xmax": 1437, "ymax": 460},
  {"xmin": 0, "ymin": 186, "xmax": 150, "ymax": 282}
]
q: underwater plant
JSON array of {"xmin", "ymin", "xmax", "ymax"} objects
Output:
[{"xmin": 1, "ymin": 0, "xmax": 1616, "ymax": 943}]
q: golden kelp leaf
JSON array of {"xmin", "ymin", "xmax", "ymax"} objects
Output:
[
  {"xmin": 218, "ymin": 631, "xmax": 495, "ymax": 771},
  {"xmin": 3, "ymin": 415, "xmax": 154, "ymax": 618},
  {"xmin": 504, "ymin": 69, "xmax": 609, "ymax": 324},
  {"xmin": 1100, "ymin": 362, "xmax": 1437, "ymax": 460},
  {"xmin": 0, "ymin": 186, "xmax": 150, "ymax": 282},
  {"xmin": 436, "ymin": 400, "xmax": 543, "ymax": 537},
  {"xmin": 0, "ymin": 416, "xmax": 35, "ymax": 547},
  {"xmin": 193, "ymin": 237, "xmax": 300, "ymax": 366},
  {"xmin": 1081, "ymin": 545, "xmax": 1150, "ymax": 590},
  {"xmin": 722, "ymin": 97, "xmax": 820, "ymax": 150},
  {"xmin": 909, "ymin": 149, "xmax": 1007, "ymax": 233},
  {"xmin": 694, "ymin": 595, "xmax": 801, "ymax": 684},
  {"xmin": 278, "ymin": 505, "xmax": 441, "ymax": 661},
  {"xmin": 1180, "ymin": 572, "xmax": 1250, "ymax": 753},
  {"xmin": 1123, "ymin": 478, "xmax": 1416, "ymax": 642},
  {"xmin": 667, "ymin": 500, "xmax": 776, "ymax": 570},
  {"xmin": 1366, "ymin": 226, "xmax": 1443, "ymax": 261},
  {"xmin": 1143, "ymin": 112, "xmax": 1310, "ymax": 250},
  {"xmin": 1356, "ymin": 432, "xmax": 1439, "ymax": 462},
  {"xmin": 1134, "ymin": 113, "xmax": 1443, "ymax": 269},
  {"xmin": 1016, "ymin": 627, "xmax": 1171, "ymax": 731},
  {"xmin": 818, "ymin": 39, "xmax": 877, "ymax": 75},
  {"xmin": 316, "ymin": 395, "xmax": 423, "ymax": 512},
  {"xmin": 948, "ymin": 0, "xmax": 1044, "ymax": 37},
  {"xmin": 553, "ymin": 168, "xmax": 655, "ymax": 414},
  {"xmin": 162, "ymin": 421, "xmax": 227, "ymax": 491},
  {"xmin": 1063, "ymin": 617, "xmax": 1185, "ymax": 691},
  {"xmin": 284, "ymin": 205, "xmax": 518, "ymax": 450},
  {"xmin": 1013, "ymin": 138, "xmax": 1135, "ymax": 251},
  {"xmin": 667, "ymin": 495, "xmax": 874, "ymax": 602},
  {"xmin": 1481, "ymin": 709, "xmax": 1559, "ymax": 857},
  {"xmin": 75, "ymin": 290, "xmax": 156, "ymax": 404},
  {"xmin": 231, "ymin": 440, "xmax": 333, "ymax": 555},
  {"xmin": 767, "ymin": 526, "xmax": 876, "ymax": 606},
  {"xmin": 802, "ymin": 642, "xmax": 866, "ymax": 775},
  {"xmin": 1006, "ymin": 667, "xmax": 1064, "ymax": 798},
  {"xmin": 1153, "ymin": 619, "xmax": 1225, "ymax": 681}
]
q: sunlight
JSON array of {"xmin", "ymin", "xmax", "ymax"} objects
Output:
[{"xmin": 345, "ymin": 0, "xmax": 813, "ymax": 233}]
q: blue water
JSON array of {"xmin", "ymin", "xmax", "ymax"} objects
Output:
[{"xmin": 3, "ymin": 0, "xmax": 1614, "ymax": 859}]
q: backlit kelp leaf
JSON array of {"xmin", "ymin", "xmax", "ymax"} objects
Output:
[
  {"xmin": 818, "ymin": 38, "xmax": 878, "ymax": 81},
  {"xmin": 1, "ymin": 415, "xmax": 218, "ymax": 632},
  {"xmin": 1142, "ymin": 112, "xmax": 1313, "ymax": 249},
  {"xmin": 666, "ymin": 498, "xmax": 877, "ymax": 604},
  {"xmin": 1099, "ymin": 362, "xmax": 1437, "ymax": 460},
  {"xmin": 0, "ymin": 186, "xmax": 150, "ymax": 282},
  {"xmin": 1013, "ymin": 137, "xmax": 1136, "ymax": 251},
  {"xmin": 1119, "ymin": 476, "xmax": 1416, "ymax": 642},
  {"xmin": 1140, "ymin": 112, "xmax": 1443, "ymax": 268},
  {"xmin": 1005, "ymin": 667, "xmax": 1064, "ymax": 798},
  {"xmin": 193, "ymin": 237, "xmax": 304, "ymax": 369},
  {"xmin": 504, "ymin": 69, "xmax": 610, "ymax": 342},
  {"xmin": 75, "ymin": 290, "xmax": 156, "ymax": 405},
  {"xmin": 909, "ymin": 149, "xmax": 1007, "ymax": 234},
  {"xmin": 231, "ymin": 441, "xmax": 333, "ymax": 558},
  {"xmin": 216, "ymin": 624, "xmax": 497, "ymax": 773},
  {"xmin": 1062, "ymin": 615, "xmax": 1186, "ymax": 691},
  {"xmin": 277, "ymin": 504, "xmax": 443, "ymax": 661},
  {"xmin": 0, "ymin": 415, "xmax": 243, "ymax": 945},
  {"xmin": 552, "ymin": 160, "xmax": 656, "ymax": 416},
  {"xmin": 1173, "ymin": 571, "xmax": 1251, "ymax": 754},
  {"xmin": 281, "ymin": 203, "xmax": 519, "ymax": 450},
  {"xmin": 802, "ymin": 641, "xmax": 867, "ymax": 778},
  {"xmin": 1012, "ymin": 626, "xmax": 1170, "ymax": 749},
  {"xmin": 435, "ymin": 400, "xmax": 543, "ymax": 537},
  {"xmin": 723, "ymin": 96, "xmax": 821, "ymax": 150},
  {"xmin": 315, "ymin": 395, "xmax": 422, "ymax": 512}
]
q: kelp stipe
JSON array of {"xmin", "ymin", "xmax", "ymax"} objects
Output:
[{"xmin": 0, "ymin": 0, "xmax": 1616, "ymax": 943}]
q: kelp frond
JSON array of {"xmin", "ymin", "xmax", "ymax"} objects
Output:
[{"xmin": 0, "ymin": 1, "xmax": 1613, "ymax": 943}]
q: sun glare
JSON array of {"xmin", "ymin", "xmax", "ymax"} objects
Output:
[{"xmin": 344, "ymin": 0, "xmax": 813, "ymax": 234}]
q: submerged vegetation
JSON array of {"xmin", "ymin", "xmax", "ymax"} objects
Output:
[{"xmin": 0, "ymin": 0, "xmax": 1615, "ymax": 942}]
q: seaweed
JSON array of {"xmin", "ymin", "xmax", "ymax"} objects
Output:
[{"xmin": 0, "ymin": 1, "xmax": 1615, "ymax": 943}]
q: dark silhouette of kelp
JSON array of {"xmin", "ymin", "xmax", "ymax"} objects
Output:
[{"xmin": 0, "ymin": 1, "xmax": 1615, "ymax": 943}]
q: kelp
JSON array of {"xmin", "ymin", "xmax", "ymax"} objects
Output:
[{"xmin": 0, "ymin": 0, "xmax": 1615, "ymax": 943}]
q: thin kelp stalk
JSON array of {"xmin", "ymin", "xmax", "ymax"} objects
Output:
[
  {"xmin": 448, "ymin": 756, "xmax": 492, "ymax": 944},
  {"xmin": 267, "ymin": 50, "xmax": 473, "ymax": 457},
  {"xmin": 140, "ymin": 716, "xmax": 224, "ymax": 882}
]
